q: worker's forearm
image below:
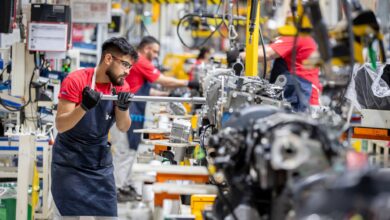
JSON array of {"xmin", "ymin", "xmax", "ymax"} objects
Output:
[
  {"xmin": 258, "ymin": 46, "xmax": 279, "ymax": 62},
  {"xmin": 150, "ymin": 88, "xmax": 169, "ymax": 96},
  {"xmin": 156, "ymin": 76, "xmax": 188, "ymax": 88},
  {"xmin": 115, "ymin": 108, "xmax": 131, "ymax": 132},
  {"xmin": 55, "ymin": 106, "xmax": 86, "ymax": 133},
  {"xmin": 258, "ymin": 49, "xmax": 266, "ymax": 62},
  {"xmin": 164, "ymin": 79, "xmax": 188, "ymax": 88}
]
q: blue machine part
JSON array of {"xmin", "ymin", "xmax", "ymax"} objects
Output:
[
  {"xmin": 0, "ymin": 80, "xmax": 11, "ymax": 91},
  {"xmin": 40, "ymin": 70, "xmax": 68, "ymax": 81},
  {"xmin": 1, "ymin": 100, "xmax": 22, "ymax": 108},
  {"xmin": 130, "ymin": 114, "xmax": 154, "ymax": 123},
  {"xmin": 221, "ymin": 112, "xmax": 232, "ymax": 126}
]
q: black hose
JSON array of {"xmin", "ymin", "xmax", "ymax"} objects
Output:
[
  {"xmin": 259, "ymin": 24, "xmax": 267, "ymax": 78},
  {"xmin": 176, "ymin": 13, "xmax": 224, "ymax": 49}
]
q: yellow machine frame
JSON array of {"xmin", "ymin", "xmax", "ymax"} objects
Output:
[{"xmin": 244, "ymin": 0, "xmax": 260, "ymax": 77}]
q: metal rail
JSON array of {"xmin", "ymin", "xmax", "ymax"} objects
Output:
[{"xmin": 101, "ymin": 95, "xmax": 206, "ymax": 104}]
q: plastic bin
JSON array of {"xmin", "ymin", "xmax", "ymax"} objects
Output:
[{"xmin": 0, "ymin": 198, "xmax": 32, "ymax": 220}]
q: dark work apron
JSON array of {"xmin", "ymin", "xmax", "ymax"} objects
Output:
[
  {"xmin": 270, "ymin": 58, "xmax": 312, "ymax": 112},
  {"xmin": 51, "ymin": 69, "xmax": 117, "ymax": 216},
  {"xmin": 127, "ymin": 82, "xmax": 151, "ymax": 150}
]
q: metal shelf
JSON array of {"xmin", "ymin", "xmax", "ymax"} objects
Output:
[{"xmin": 75, "ymin": 48, "xmax": 97, "ymax": 55}]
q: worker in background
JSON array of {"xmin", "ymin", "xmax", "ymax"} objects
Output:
[
  {"xmin": 237, "ymin": 35, "xmax": 321, "ymax": 111},
  {"xmin": 128, "ymin": 36, "xmax": 200, "ymax": 94},
  {"xmin": 188, "ymin": 47, "xmax": 212, "ymax": 81},
  {"xmin": 113, "ymin": 36, "xmax": 199, "ymax": 202},
  {"xmin": 52, "ymin": 37, "xmax": 137, "ymax": 218}
]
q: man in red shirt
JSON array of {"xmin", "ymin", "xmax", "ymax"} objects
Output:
[
  {"xmin": 52, "ymin": 37, "xmax": 138, "ymax": 218},
  {"xmin": 239, "ymin": 36, "xmax": 321, "ymax": 111},
  {"xmin": 114, "ymin": 36, "xmax": 199, "ymax": 201},
  {"xmin": 127, "ymin": 36, "xmax": 199, "ymax": 94}
]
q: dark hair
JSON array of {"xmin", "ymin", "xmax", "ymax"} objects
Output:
[
  {"xmin": 138, "ymin": 36, "xmax": 160, "ymax": 50},
  {"xmin": 197, "ymin": 47, "xmax": 211, "ymax": 60},
  {"xmin": 101, "ymin": 37, "xmax": 138, "ymax": 63}
]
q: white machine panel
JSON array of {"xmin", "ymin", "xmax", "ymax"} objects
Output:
[
  {"xmin": 11, "ymin": 42, "xmax": 25, "ymax": 97},
  {"xmin": 361, "ymin": 109, "xmax": 390, "ymax": 129}
]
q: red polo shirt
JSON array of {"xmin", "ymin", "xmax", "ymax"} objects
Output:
[
  {"xmin": 269, "ymin": 36, "xmax": 321, "ymax": 105},
  {"xmin": 59, "ymin": 68, "xmax": 130, "ymax": 104},
  {"xmin": 126, "ymin": 54, "xmax": 161, "ymax": 93}
]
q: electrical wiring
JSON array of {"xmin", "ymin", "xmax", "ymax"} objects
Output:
[
  {"xmin": 200, "ymin": 124, "xmax": 212, "ymax": 152},
  {"xmin": 177, "ymin": 13, "xmax": 225, "ymax": 49},
  {"xmin": 0, "ymin": 67, "xmax": 36, "ymax": 112},
  {"xmin": 0, "ymin": 53, "xmax": 42, "ymax": 113},
  {"xmin": 208, "ymin": 173, "xmax": 239, "ymax": 220},
  {"xmin": 176, "ymin": 0, "xmax": 243, "ymax": 49},
  {"xmin": 0, "ymin": 65, "xmax": 8, "ymax": 80},
  {"xmin": 177, "ymin": 0, "xmax": 228, "ymax": 49},
  {"xmin": 198, "ymin": 122, "xmax": 238, "ymax": 220}
]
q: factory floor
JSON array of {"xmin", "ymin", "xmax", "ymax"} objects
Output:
[
  {"xmin": 117, "ymin": 201, "xmax": 192, "ymax": 220},
  {"xmin": 118, "ymin": 203, "xmax": 130, "ymax": 220}
]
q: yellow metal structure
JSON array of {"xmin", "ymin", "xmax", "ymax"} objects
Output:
[
  {"xmin": 183, "ymin": 102, "xmax": 192, "ymax": 113},
  {"xmin": 162, "ymin": 53, "xmax": 227, "ymax": 80},
  {"xmin": 191, "ymin": 194, "xmax": 217, "ymax": 220},
  {"xmin": 172, "ymin": 18, "xmax": 247, "ymax": 27},
  {"xmin": 328, "ymin": 23, "xmax": 385, "ymax": 66},
  {"xmin": 128, "ymin": 0, "xmax": 221, "ymax": 4},
  {"xmin": 245, "ymin": 0, "xmax": 260, "ymax": 77},
  {"xmin": 31, "ymin": 163, "xmax": 40, "ymax": 219},
  {"xmin": 191, "ymin": 115, "xmax": 198, "ymax": 130},
  {"xmin": 351, "ymin": 139, "xmax": 362, "ymax": 152},
  {"xmin": 277, "ymin": 0, "xmax": 313, "ymax": 36},
  {"xmin": 162, "ymin": 53, "xmax": 197, "ymax": 80},
  {"xmin": 152, "ymin": 4, "xmax": 160, "ymax": 22},
  {"xmin": 192, "ymin": 30, "xmax": 220, "ymax": 38}
]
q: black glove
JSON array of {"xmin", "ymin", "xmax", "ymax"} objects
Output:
[
  {"xmin": 188, "ymin": 80, "xmax": 200, "ymax": 90},
  {"xmin": 169, "ymin": 89, "xmax": 182, "ymax": 97},
  {"xmin": 81, "ymin": 86, "xmax": 101, "ymax": 111},
  {"xmin": 115, "ymin": 92, "xmax": 133, "ymax": 111}
]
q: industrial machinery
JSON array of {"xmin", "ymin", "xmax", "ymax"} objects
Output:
[
  {"xmin": 296, "ymin": 168, "xmax": 390, "ymax": 220},
  {"xmin": 266, "ymin": 0, "xmax": 387, "ymax": 87},
  {"xmin": 170, "ymin": 119, "xmax": 192, "ymax": 143},
  {"xmin": 196, "ymin": 63, "xmax": 288, "ymax": 129},
  {"xmin": 205, "ymin": 105, "xmax": 344, "ymax": 220}
]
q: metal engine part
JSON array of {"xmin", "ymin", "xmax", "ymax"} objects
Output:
[
  {"xmin": 198, "ymin": 65, "xmax": 288, "ymax": 128},
  {"xmin": 207, "ymin": 105, "xmax": 343, "ymax": 220},
  {"xmin": 169, "ymin": 119, "xmax": 192, "ymax": 143},
  {"xmin": 297, "ymin": 169, "xmax": 390, "ymax": 220},
  {"xmin": 167, "ymin": 102, "xmax": 187, "ymax": 116}
]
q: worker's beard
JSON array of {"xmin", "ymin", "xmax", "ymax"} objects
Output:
[{"xmin": 106, "ymin": 68, "xmax": 125, "ymax": 86}]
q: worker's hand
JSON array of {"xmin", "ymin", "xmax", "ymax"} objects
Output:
[
  {"xmin": 115, "ymin": 92, "xmax": 133, "ymax": 111},
  {"xmin": 187, "ymin": 80, "xmax": 200, "ymax": 90},
  {"xmin": 81, "ymin": 86, "xmax": 101, "ymax": 111}
]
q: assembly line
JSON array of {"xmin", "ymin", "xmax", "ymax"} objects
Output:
[{"xmin": 0, "ymin": 0, "xmax": 390, "ymax": 220}]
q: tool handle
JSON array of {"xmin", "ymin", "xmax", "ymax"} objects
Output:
[{"xmin": 101, "ymin": 95, "xmax": 206, "ymax": 104}]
